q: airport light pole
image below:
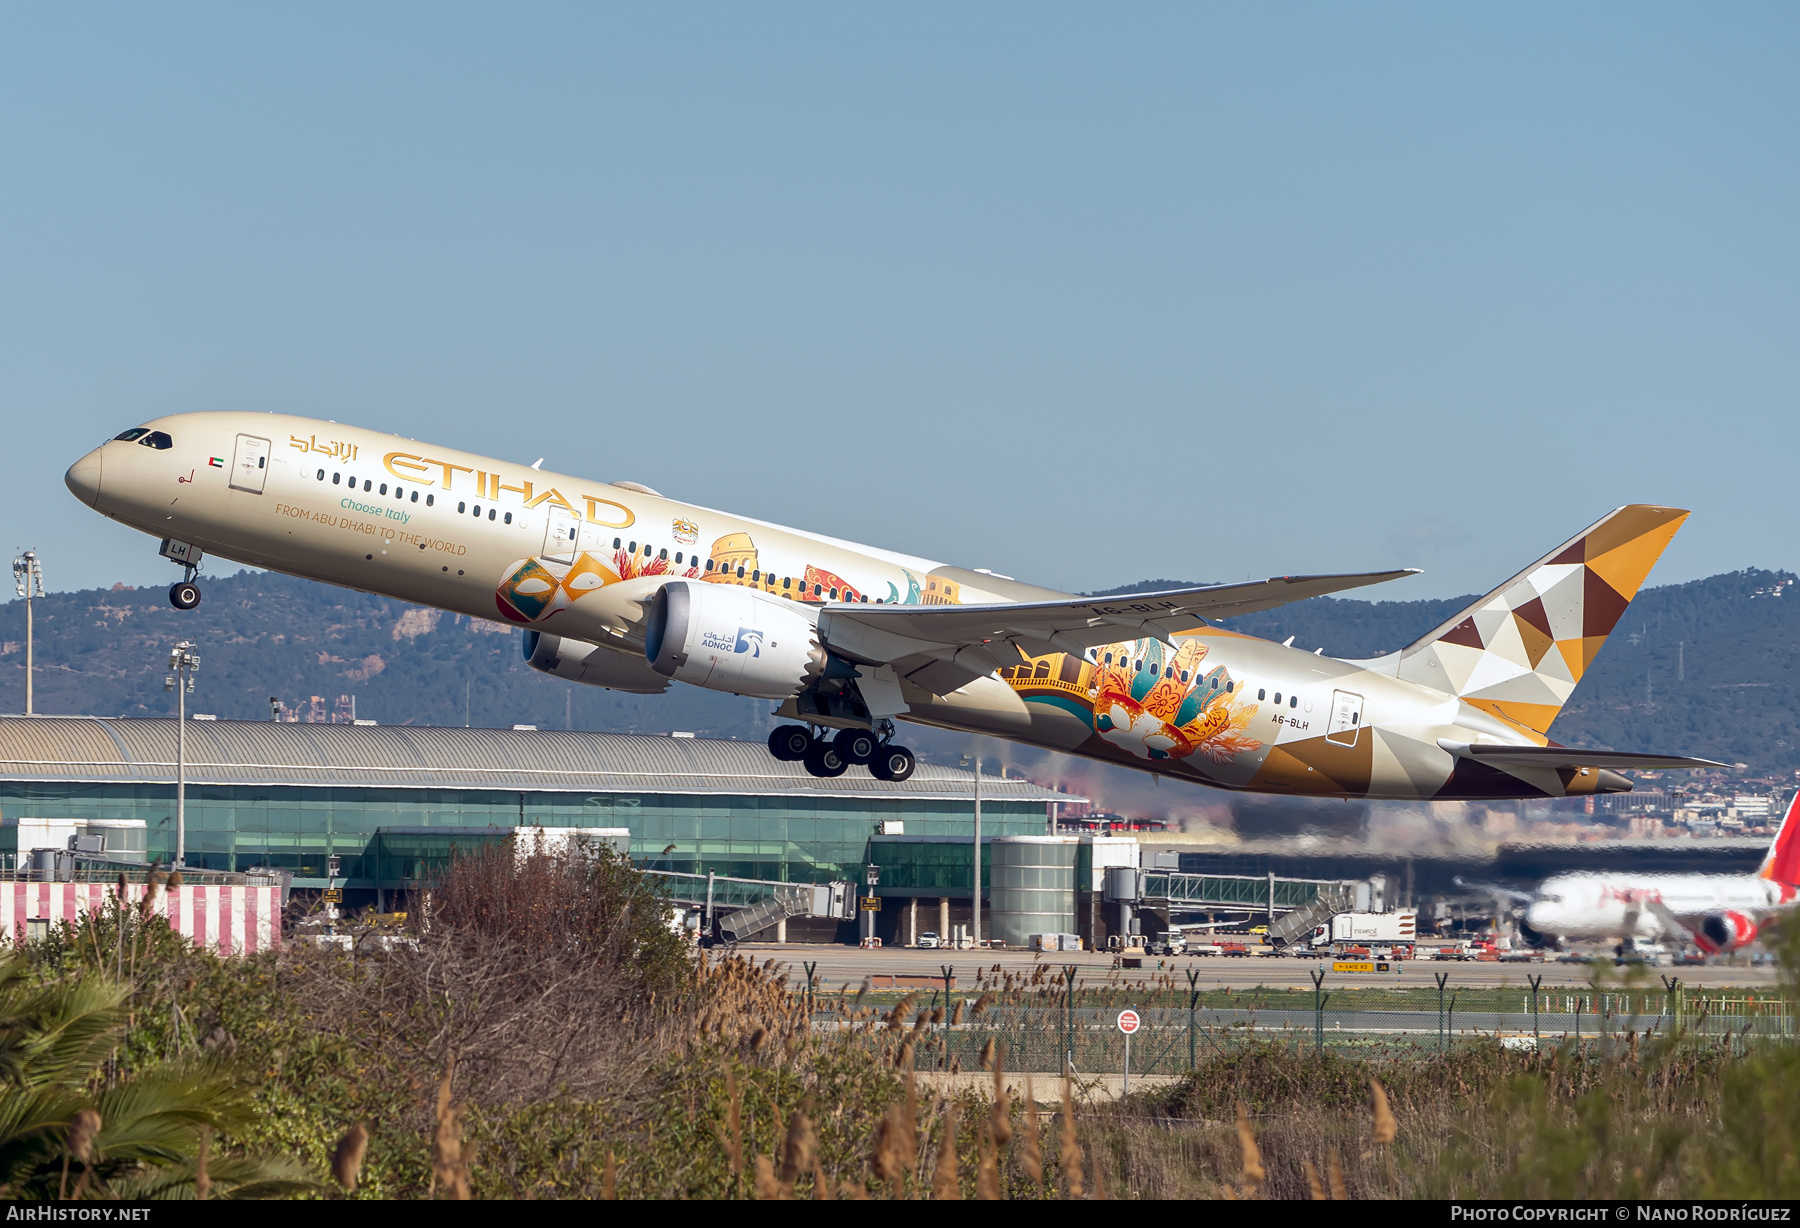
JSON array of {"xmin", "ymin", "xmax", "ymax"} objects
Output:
[
  {"xmin": 11, "ymin": 550, "xmax": 44, "ymax": 715},
  {"xmin": 164, "ymin": 641, "xmax": 200, "ymax": 867},
  {"xmin": 864, "ymin": 861, "xmax": 880, "ymax": 944},
  {"xmin": 960, "ymin": 752, "xmax": 982, "ymax": 949}
]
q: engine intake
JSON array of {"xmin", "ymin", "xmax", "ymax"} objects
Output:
[
  {"xmin": 1697, "ymin": 909, "xmax": 1758, "ymax": 954},
  {"xmin": 645, "ymin": 580, "xmax": 826, "ymax": 699}
]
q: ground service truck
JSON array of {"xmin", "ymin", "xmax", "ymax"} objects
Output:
[{"xmin": 1306, "ymin": 911, "xmax": 1418, "ymax": 955}]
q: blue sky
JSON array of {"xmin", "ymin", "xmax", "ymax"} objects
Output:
[{"xmin": 4, "ymin": 4, "xmax": 1795, "ymax": 600}]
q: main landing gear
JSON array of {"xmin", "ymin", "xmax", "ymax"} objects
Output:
[{"xmin": 767, "ymin": 723, "xmax": 916, "ymax": 782}]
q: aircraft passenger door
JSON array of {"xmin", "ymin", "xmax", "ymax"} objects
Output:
[
  {"xmin": 1325, "ymin": 689, "xmax": 1364, "ymax": 747},
  {"xmin": 541, "ymin": 505, "xmax": 580, "ymax": 564},
  {"xmin": 229, "ymin": 434, "xmax": 271, "ymax": 494}
]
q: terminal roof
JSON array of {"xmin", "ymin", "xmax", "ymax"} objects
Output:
[{"xmin": 0, "ymin": 718, "xmax": 1080, "ymax": 802}]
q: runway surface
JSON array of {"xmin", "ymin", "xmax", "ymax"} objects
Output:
[{"xmin": 731, "ymin": 943, "xmax": 1779, "ymax": 993}]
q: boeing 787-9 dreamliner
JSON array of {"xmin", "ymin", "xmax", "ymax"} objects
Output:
[{"xmin": 65, "ymin": 413, "xmax": 1718, "ymax": 795}]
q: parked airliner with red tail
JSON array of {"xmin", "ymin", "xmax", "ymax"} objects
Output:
[
  {"xmin": 66, "ymin": 413, "xmax": 1719, "ymax": 795},
  {"xmin": 1520, "ymin": 792, "xmax": 1800, "ymax": 954}
]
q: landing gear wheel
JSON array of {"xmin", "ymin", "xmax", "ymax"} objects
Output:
[
  {"xmin": 803, "ymin": 739, "xmax": 849, "ymax": 778},
  {"xmin": 169, "ymin": 581, "xmax": 202, "ymax": 611},
  {"xmin": 868, "ymin": 744, "xmax": 916, "ymax": 783},
  {"xmin": 769, "ymin": 724, "xmax": 812, "ymax": 761},
  {"xmin": 834, "ymin": 727, "xmax": 877, "ymax": 765}
]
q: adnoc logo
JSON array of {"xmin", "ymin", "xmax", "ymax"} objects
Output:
[{"xmin": 734, "ymin": 627, "xmax": 764, "ymax": 657}]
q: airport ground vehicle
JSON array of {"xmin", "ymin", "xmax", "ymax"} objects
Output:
[
  {"xmin": 917, "ymin": 931, "xmax": 942, "ymax": 949},
  {"xmin": 69, "ymin": 416, "xmax": 1713, "ymax": 800},
  {"xmin": 1147, "ymin": 930, "xmax": 1187, "ymax": 956},
  {"xmin": 1306, "ymin": 910, "xmax": 1418, "ymax": 951}
]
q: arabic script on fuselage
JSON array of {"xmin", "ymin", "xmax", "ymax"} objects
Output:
[{"xmin": 289, "ymin": 434, "xmax": 359, "ymax": 462}]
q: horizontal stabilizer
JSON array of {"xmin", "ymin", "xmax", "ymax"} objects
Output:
[{"xmin": 1437, "ymin": 740, "xmax": 1724, "ymax": 772}]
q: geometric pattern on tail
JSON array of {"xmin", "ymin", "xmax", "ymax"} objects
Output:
[{"xmin": 1393, "ymin": 505, "xmax": 1688, "ymax": 743}]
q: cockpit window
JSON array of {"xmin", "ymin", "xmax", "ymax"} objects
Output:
[
  {"xmin": 138, "ymin": 431, "xmax": 174, "ymax": 450},
  {"xmin": 113, "ymin": 428, "xmax": 148, "ymax": 442}
]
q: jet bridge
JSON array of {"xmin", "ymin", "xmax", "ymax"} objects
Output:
[
  {"xmin": 1104, "ymin": 867, "xmax": 1360, "ymax": 941},
  {"xmin": 641, "ymin": 869, "xmax": 856, "ymax": 943}
]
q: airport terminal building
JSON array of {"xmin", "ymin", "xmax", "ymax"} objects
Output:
[{"xmin": 0, "ymin": 718, "xmax": 1066, "ymax": 891}]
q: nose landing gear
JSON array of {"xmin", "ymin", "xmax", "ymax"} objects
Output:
[
  {"xmin": 768, "ymin": 722, "xmax": 916, "ymax": 782},
  {"xmin": 161, "ymin": 540, "xmax": 204, "ymax": 610}
]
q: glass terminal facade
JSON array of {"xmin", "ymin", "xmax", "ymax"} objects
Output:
[{"xmin": 0, "ymin": 780, "xmax": 1051, "ymax": 888}]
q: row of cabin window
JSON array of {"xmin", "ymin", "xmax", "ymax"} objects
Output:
[
  {"xmin": 610, "ymin": 538, "xmax": 684, "ymax": 565},
  {"xmin": 1099, "ymin": 651, "xmax": 1215, "ymax": 687},
  {"xmin": 609, "ymin": 543, "xmax": 873, "ymax": 601},
  {"xmin": 312, "ymin": 469, "xmax": 518, "ymax": 523},
  {"xmin": 1088, "ymin": 650, "xmax": 1302, "ymax": 707}
]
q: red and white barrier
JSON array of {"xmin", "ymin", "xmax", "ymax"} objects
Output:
[{"xmin": 2, "ymin": 880, "xmax": 281, "ymax": 955}]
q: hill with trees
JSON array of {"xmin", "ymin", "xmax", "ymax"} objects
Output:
[{"xmin": 2, "ymin": 566, "xmax": 1795, "ymax": 779}]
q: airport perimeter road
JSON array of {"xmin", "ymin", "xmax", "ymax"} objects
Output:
[{"xmin": 732, "ymin": 944, "xmax": 1780, "ymax": 993}]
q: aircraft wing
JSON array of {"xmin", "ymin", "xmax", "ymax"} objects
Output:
[
  {"xmin": 1451, "ymin": 875, "xmax": 1535, "ymax": 904},
  {"xmin": 1436, "ymin": 741, "xmax": 1726, "ymax": 772},
  {"xmin": 1642, "ymin": 899, "xmax": 1695, "ymax": 942},
  {"xmin": 819, "ymin": 570, "xmax": 1420, "ymax": 691}
]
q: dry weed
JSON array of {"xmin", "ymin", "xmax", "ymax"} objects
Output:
[
  {"xmin": 330, "ymin": 1123, "xmax": 368, "ymax": 1192},
  {"xmin": 1235, "ymin": 1102, "xmax": 1265, "ymax": 1198},
  {"xmin": 932, "ymin": 1100, "xmax": 960, "ymax": 1199},
  {"xmin": 1059, "ymin": 1075, "xmax": 1084, "ymax": 1199}
]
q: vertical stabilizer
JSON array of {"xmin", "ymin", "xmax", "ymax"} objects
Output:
[
  {"xmin": 1390, "ymin": 505, "xmax": 1688, "ymax": 743},
  {"xmin": 1758, "ymin": 792, "xmax": 1800, "ymax": 885}
]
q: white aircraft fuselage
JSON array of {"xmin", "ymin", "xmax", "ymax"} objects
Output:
[
  {"xmin": 1526, "ymin": 872, "xmax": 1794, "ymax": 948},
  {"xmin": 1521, "ymin": 793, "xmax": 1800, "ymax": 953},
  {"xmin": 65, "ymin": 411, "xmax": 1701, "ymax": 799}
]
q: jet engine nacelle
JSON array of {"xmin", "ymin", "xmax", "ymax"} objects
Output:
[
  {"xmin": 1697, "ymin": 909, "xmax": 1758, "ymax": 954},
  {"xmin": 523, "ymin": 630, "xmax": 671, "ymax": 694},
  {"xmin": 645, "ymin": 580, "xmax": 825, "ymax": 699}
]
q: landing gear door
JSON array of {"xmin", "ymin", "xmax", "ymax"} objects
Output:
[
  {"xmin": 1325, "ymin": 689, "xmax": 1364, "ymax": 747},
  {"xmin": 229, "ymin": 434, "xmax": 271, "ymax": 494}
]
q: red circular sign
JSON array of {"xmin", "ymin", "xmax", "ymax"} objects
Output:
[{"xmin": 1117, "ymin": 1009, "xmax": 1141, "ymax": 1034}]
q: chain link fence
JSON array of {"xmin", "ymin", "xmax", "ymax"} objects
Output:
[{"xmin": 801, "ymin": 971, "xmax": 1796, "ymax": 1076}]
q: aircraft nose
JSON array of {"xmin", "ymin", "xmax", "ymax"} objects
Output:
[{"xmin": 64, "ymin": 448, "xmax": 103, "ymax": 507}]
